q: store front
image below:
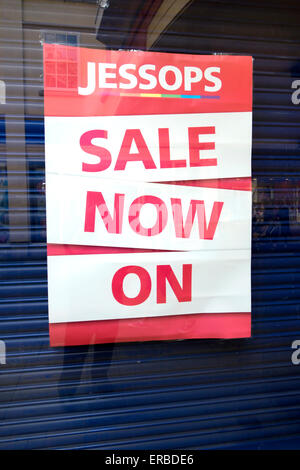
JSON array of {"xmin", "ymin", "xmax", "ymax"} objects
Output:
[{"xmin": 1, "ymin": 0, "xmax": 300, "ymax": 449}]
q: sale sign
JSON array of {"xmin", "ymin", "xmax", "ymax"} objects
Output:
[
  {"xmin": 45, "ymin": 112, "xmax": 251, "ymax": 182},
  {"xmin": 44, "ymin": 44, "xmax": 252, "ymax": 346},
  {"xmin": 48, "ymin": 250, "xmax": 250, "ymax": 324}
]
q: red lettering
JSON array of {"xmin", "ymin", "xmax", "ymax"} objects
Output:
[
  {"xmin": 114, "ymin": 129, "xmax": 156, "ymax": 171},
  {"xmin": 188, "ymin": 126, "xmax": 217, "ymax": 167},
  {"xmin": 159, "ymin": 128, "xmax": 186, "ymax": 168},
  {"xmin": 80, "ymin": 130, "xmax": 112, "ymax": 172},
  {"xmin": 128, "ymin": 195, "xmax": 168, "ymax": 236},
  {"xmin": 84, "ymin": 192, "xmax": 223, "ymax": 240},
  {"xmin": 171, "ymin": 198, "xmax": 223, "ymax": 239},
  {"xmin": 84, "ymin": 191, "xmax": 124, "ymax": 233},
  {"xmin": 112, "ymin": 265, "xmax": 151, "ymax": 306},
  {"xmin": 157, "ymin": 264, "xmax": 192, "ymax": 304}
]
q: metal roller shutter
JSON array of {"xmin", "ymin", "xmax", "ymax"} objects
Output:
[{"xmin": 0, "ymin": 0, "xmax": 300, "ymax": 449}]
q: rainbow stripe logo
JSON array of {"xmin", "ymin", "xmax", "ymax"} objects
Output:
[{"xmin": 101, "ymin": 92, "xmax": 220, "ymax": 99}]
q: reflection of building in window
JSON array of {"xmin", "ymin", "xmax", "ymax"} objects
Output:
[
  {"xmin": 252, "ymin": 177, "xmax": 300, "ymax": 242},
  {"xmin": 294, "ymin": 186, "xmax": 300, "ymax": 224},
  {"xmin": 44, "ymin": 32, "xmax": 79, "ymax": 90}
]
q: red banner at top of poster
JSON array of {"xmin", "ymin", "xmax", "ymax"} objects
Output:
[{"xmin": 43, "ymin": 44, "xmax": 252, "ymax": 117}]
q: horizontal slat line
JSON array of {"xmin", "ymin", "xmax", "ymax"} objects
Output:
[
  {"xmin": 1, "ymin": 103, "xmax": 297, "ymax": 113},
  {"xmin": 16, "ymin": 68, "xmax": 300, "ymax": 80},
  {"xmin": 12, "ymin": 229, "xmax": 300, "ymax": 234},
  {"xmin": 0, "ymin": 310, "xmax": 296, "ymax": 324},
  {"xmin": 0, "ymin": 309, "xmax": 298, "ymax": 328},
  {"xmin": 149, "ymin": 48, "xmax": 300, "ymax": 61},
  {"xmin": 150, "ymin": 26, "xmax": 300, "ymax": 41},
  {"xmin": 0, "ymin": 404, "xmax": 300, "ymax": 446},
  {"xmin": 30, "ymin": 418, "xmax": 300, "ymax": 450},
  {"xmin": 4, "ymin": 86, "xmax": 294, "ymax": 95},
  {"xmin": 4, "ymin": 136, "xmax": 300, "ymax": 145},
  {"xmin": 0, "ymin": 0, "xmax": 294, "ymax": 16},
  {"xmin": 0, "ymin": 338, "xmax": 294, "ymax": 356},
  {"xmin": 0, "ymin": 347, "xmax": 290, "ymax": 365},
  {"xmin": 0, "ymin": 34, "xmax": 298, "ymax": 52},
  {"xmin": 204, "ymin": 430, "xmax": 300, "ymax": 450},
  {"xmin": 1, "ymin": 330, "xmax": 298, "ymax": 345},
  {"xmin": 0, "ymin": 262, "xmax": 300, "ymax": 270},
  {"xmin": 4, "ymin": 76, "xmax": 297, "ymax": 88},
  {"xmin": 0, "ymin": 299, "xmax": 48, "ymax": 306},
  {"xmin": 0, "ymin": 342, "xmax": 297, "ymax": 368},
  {"xmin": 0, "ymin": 359, "xmax": 296, "ymax": 386},
  {"xmin": 4, "ymin": 171, "xmax": 300, "ymax": 178},
  {"xmin": 1, "ymin": 387, "xmax": 299, "ymax": 424},
  {"xmin": 4, "ymin": 170, "xmax": 300, "ymax": 175},
  {"xmin": 0, "ymin": 364, "xmax": 298, "ymax": 395},
  {"xmin": 23, "ymin": 22, "xmax": 96, "ymax": 33},
  {"xmin": 1, "ymin": 358, "xmax": 299, "ymax": 388},
  {"xmin": 4, "ymin": 49, "xmax": 300, "ymax": 63},
  {"xmin": 0, "ymin": 359, "xmax": 297, "ymax": 386},
  {"xmin": 21, "ymin": 27, "xmax": 300, "ymax": 45},
  {"xmin": 0, "ymin": 362, "xmax": 295, "ymax": 390},
  {"xmin": 0, "ymin": 334, "xmax": 296, "ymax": 354},
  {"xmin": 19, "ymin": 119, "xmax": 300, "ymax": 126},
  {"xmin": 0, "ymin": 388, "xmax": 298, "ymax": 425},
  {"xmin": 103, "ymin": 23, "xmax": 300, "ymax": 38},
  {"xmin": 2, "ymin": 303, "xmax": 297, "ymax": 315},
  {"xmin": 4, "ymin": 251, "xmax": 297, "ymax": 259},
  {"xmin": 1, "ymin": 404, "xmax": 299, "ymax": 442},
  {"xmin": 57, "ymin": 420, "xmax": 300, "ymax": 450},
  {"xmin": 156, "ymin": 30, "xmax": 300, "ymax": 45},
  {"xmin": 12, "ymin": 116, "xmax": 300, "ymax": 126},
  {"xmin": 25, "ymin": 344, "xmax": 300, "ymax": 365},
  {"xmin": 1, "ymin": 255, "xmax": 300, "ymax": 264},
  {"xmin": 201, "ymin": 0, "xmax": 300, "ymax": 10},
  {"xmin": 3, "ymin": 279, "xmax": 300, "ymax": 289},
  {"xmin": 255, "ymin": 301, "xmax": 300, "ymax": 307},
  {"xmin": 4, "ymin": 19, "xmax": 96, "ymax": 29},
  {"xmin": 0, "ymin": 366, "xmax": 295, "ymax": 395},
  {"xmin": 0, "ymin": 383, "xmax": 299, "ymax": 414}
]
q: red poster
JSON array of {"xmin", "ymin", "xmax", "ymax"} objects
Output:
[{"xmin": 44, "ymin": 45, "xmax": 252, "ymax": 346}]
